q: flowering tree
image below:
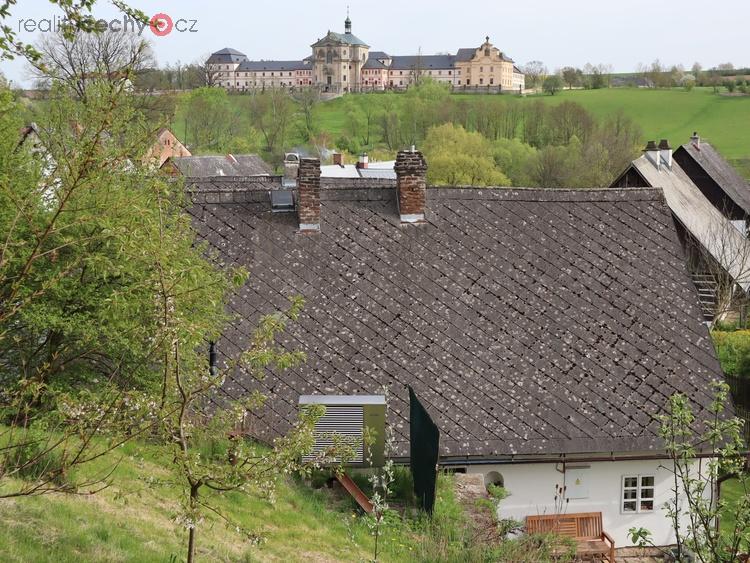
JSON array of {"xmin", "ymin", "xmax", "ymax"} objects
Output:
[{"xmin": 631, "ymin": 382, "xmax": 750, "ymax": 562}]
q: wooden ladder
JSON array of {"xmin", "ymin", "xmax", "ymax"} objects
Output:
[
  {"xmin": 691, "ymin": 272, "xmax": 718, "ymax": 321},
  {"xmin": 336, "ymin": 472, "xmax": 373, "ymax": 514}
]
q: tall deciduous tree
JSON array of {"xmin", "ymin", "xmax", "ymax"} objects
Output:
[
  {"xmin": 30, "ymin": 29, "xmax": 155, "ymax": 100},
  {"xmin": 176, "ymin": 86, "xmax": 237, "ymax": 151},
  {"xmin": 247, "ymin": 88, "xmax": 296, "ymax": 159},
  {"xmin": 542, "ymin": 75, "xmax": 562, "ymax": 95},
  {"xmin": 423, "ymin": 123, "xmax": 510, "ymax": 186},
  {"xmin": 0, "ymin": 77, "xmax": 232, "ymax": 497},
  {"xmin": 521, "ymin": 61, "xmax": 547, "ymax": 89}
]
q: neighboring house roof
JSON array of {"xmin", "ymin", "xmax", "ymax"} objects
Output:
[
  {"xmin": 319, "ymin": 164, "xmax": 361, "ymax": 178},
  {"xmin": 676, "ymin": 141, "xmax": 750, "ymax": 216},
  {"xmin": 368, "ymin": 51, "xmax": 390, "ymax": 60},
  {"xmin": 628, "ymin": 155, "xmax": 750, "ymax": 291},
  {"xmin": 513, "ymin": 66, "xmax": 523, "ymax": 75},
  {"xmin": 362, "ymin": 59, "xmax": 387, "ymax": 69},
  {"xmin": 320, "ymin": 161, "xmax": 397, "ymax": 179},
  {"xmin": 188, "ymin": 182, "xmax": 723, "ymax": 461},
  {"xmin": 146, "ymin": 128, "xmax": 191, "ymax": 168},
  {"xmin": 213, "ymin": 47, "xmax": 246, "ymax": 56},
  {"xmin": 311, "ymin": 31, "xmax": 369, "ymax": 47},
  {"xmin": 357, "ymin": 168, "xmax": 397, "ymax": 180},
  {"xmin": 453, "ymin": 47, "xmax": 514, "ymax": 63},
  {"xmin": 454, "ymin": 48, "xmax": 475, "ymax": 62},
  {"xmin": 207, "ymin": 48, "xmax": 248, "ymax": 64},
  {"xmin": 237, "ymin": 60, "xmax": 310, "ymax": 72},
  {"xmin": 166, "ymin": 155, "xmax": 272, "ymax": 178},
  {"xmin": 390, "ymin": 55, "xmax": 455, "ymax": 70}
]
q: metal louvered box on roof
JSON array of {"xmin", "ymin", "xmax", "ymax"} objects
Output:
[{"xmin": 299, "ymin": 395, "xmax": 386, "ymax": 468}]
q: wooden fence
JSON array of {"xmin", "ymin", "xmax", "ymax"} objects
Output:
[{"xmin": 726, "ymin": 373, "xmax": 750, "ymax": 446}]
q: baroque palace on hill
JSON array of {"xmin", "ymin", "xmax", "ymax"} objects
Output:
[{"xmin": 207, "ymin": 15, "xmax": 525, "ymax": 93}]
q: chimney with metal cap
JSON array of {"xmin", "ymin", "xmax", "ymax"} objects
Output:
[
  {"xmin": 643, "ymin": 140, "xmax": 660, "ymax": 170},
  {"xmin": 690, "ymin": 131, "xmax": 701, "ymax": 149},
  {"xmin": 658, "ymin": 139, "xmax": 672, "ymax": 169},
  {"xmin": 395, "ymin": 148, "xmax": 427, "ymax": 223},
  {"xmin": 297, "ymin": 157, "xmax": 321, "ymax": 232},
  {"xmin": 282, "ymin": 152, "xmax": 300, "ymax": 188}
]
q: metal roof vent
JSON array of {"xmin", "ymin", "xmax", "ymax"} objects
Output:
[
  {"xmin": 299, "ymin": 395, "xmax": 386, "ymax": 467},
  {"xmin": 282, "ymin": 152, "xmax": 300, "ymax": 188},
  {"xmin": 270, "ymin": 189, "xmax": 294, "ymax": 213}
]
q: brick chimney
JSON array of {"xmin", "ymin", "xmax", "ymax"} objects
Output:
[
  {"xmin": 356, "ymin": 152, "xmax": 369, "ymax": 169},
  {"xmin": 332, "ymin": 152, "xmax": 343, "ymax": 167},
  {"xmin": 297, "ymin": 157, "xmax": 321, "ymax": 232},
  {"xmin": 395, "ymin": 148, "xmax": 427, "ymax": 223},
  {"xmin": 690, "ymin": 131, "xmax": 701, "ymax": 149}
]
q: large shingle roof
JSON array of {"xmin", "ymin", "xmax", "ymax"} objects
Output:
[
  {"xmin": 207, "ymin": 48, "xmax": 247, "ymax": 64},
  {"xmin": 676, "ymin": 141, "xmax": 750, "ymax": 216},
  {"xmin": 237, "ymin": 60, "xmax": 310, "ymax": 72},
  {"xmin": 390, "ymin": 55, "xmax": 455, "ymax": 70},
  {"xmin": 170, "ymin": 155, "xmax": 272, "ymax": 178},
  {"xmin": 628, "ymin": 155, "xmax": 750, "ymax": 291},
  {"xmin": 312, "ymin": 31, "xmax": 368, "ymax": 47},
  {"xmin": 189, "ymin": 184, "xmax": 723, "ymax": 461}
]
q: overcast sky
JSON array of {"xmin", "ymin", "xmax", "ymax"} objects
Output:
[{"xmin": 2, "ymin": 0, "xmax": 748, "ymax": 87}]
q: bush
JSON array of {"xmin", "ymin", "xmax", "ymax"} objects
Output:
[
  {"xmin": 711, "ymin": 330, "xmax": 750, "ymax": 376},
  {"xmin": 3, "ymin": 433, "xmax": 70, "ymax": 486}
]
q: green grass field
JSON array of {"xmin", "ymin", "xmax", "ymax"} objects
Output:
[
  {"xmin": 316, "ymin": 87, "xmax": 750, "ymax": 159},
  {"xmin": 0, "ymin": 439, "xmax": 394, "ymax": 562},
  {"xmin": 0, "ymin": 433, "xmax": 746, "ymax": 561},
  {"xmin": 306, "ymin": 87, "xmax": 750, "ymax": 178},
  {"xmin": 0, "ymin": 437, "xmax": 473, "ymax": 562},
  {"xmin": 519, "ymin": 88, "xmax": 750, "ymax": 161},
  {"xmin": 171, "ymin": 87, "xmax": 750, "ymax": 177}
]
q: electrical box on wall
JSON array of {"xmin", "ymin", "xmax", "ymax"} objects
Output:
[{"xmin": 565, "ymin": 467, "xmax": 590, "ymax": 499}]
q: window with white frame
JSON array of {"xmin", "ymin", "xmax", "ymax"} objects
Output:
[{"xmin": 621, "ymin": 475, "xmax": 654, "ymax": 513}]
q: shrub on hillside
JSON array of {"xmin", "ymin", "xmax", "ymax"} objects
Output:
[{"xmin": 712, "ymin": 330, "xmax": 750, "ymax": 377}]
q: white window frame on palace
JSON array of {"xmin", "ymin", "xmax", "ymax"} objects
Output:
[{"xmin": 621, "ymin": 474, "xmax": 655, "ymax": 514}]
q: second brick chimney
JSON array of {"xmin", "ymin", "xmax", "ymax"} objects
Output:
[
  {"xmin": 395, "ymin": 148, "xmax": 427, "ymax": 223},
  {"xmin": 297, "ymin": 157, "xmax": 321, "ymax": 232}
]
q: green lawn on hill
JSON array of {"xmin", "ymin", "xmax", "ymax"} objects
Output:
[
  {"xmin": 0, "ymin": 439, "xmax": 412, "ymax": 563},
  {"xmin": 312, "ymin": 87, "xmax": 750, "ymax": 171}
]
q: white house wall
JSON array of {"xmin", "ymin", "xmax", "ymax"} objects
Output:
[{"xmin": 465, "ymin": 458, "xmax": 705, "ymax": 547}]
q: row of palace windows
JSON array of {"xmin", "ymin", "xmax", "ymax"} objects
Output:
[
  {"xmin": 226, "ymin": 70, "xmax": 314, "ymax": 77},
  {"xmin": 233, "ymin": 80, "xmax": 313, "ymax": 87}
]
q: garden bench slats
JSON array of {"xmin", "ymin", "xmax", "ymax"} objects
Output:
[{"xmin": 526, "ymin": 511, "xmax": 615, "ymax": 562}]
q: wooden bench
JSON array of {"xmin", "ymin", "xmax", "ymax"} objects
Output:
[{"xmin": 526, "ymin": 511, "xmax": 615, "ymax": 562}]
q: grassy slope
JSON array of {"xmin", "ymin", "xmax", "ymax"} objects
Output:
[
  {"xmin": 317, "ymin": 88, "xmax": 750, "ymax": 160},
  {"xmin": 519, "ymin": 88, "xmax": 750, "ymax": 160},
  {"xmin": 172, "ymin": 87, "xmax": 750, "ymax": 175},
  {"xmin": 0, "ymin": 436, "xmax": 745, "ymax": 560},
  {"xmin": 0, "ymin": 439, "xmax": 405, "ymax": 563}
]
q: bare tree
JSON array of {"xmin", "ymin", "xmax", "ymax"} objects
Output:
[
  {"xmin": 29, "ymin": 29, "xmax": 155, "ymax": 100},
  {"xmin": 293, "ymin": 87, "xmax": 320, "ymax": 141},
  {"xmin": 685, "ymin": 208, "xmax": 750, "ymax": 327},
  {"xmin": 193, "ymin": 54, "xmax": 221, "ymax": 87},
  {"xmin": 410, "ymin": 47, "xmax": 425, "ymax": 88},
  {"xmin": 521, "ymin": 61, "xmax": 547, "ymax": 89},
  {"xmin": 248, "ymin": 88, "xmax": 296, "ymax": 157}
]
